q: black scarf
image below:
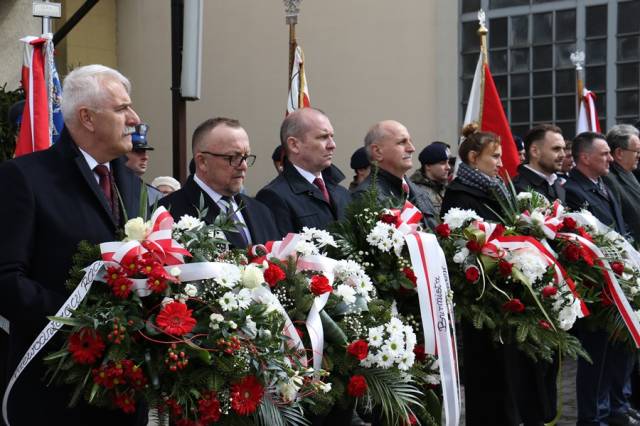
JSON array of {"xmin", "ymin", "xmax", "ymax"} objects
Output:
[{"xmin": 456, "ymin": 162, "xmax": 510, "ymax": 204}]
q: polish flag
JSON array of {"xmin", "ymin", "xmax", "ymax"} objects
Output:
[
  {"xmin": 15, "ymin": 36, "xmax": 51, "ymax": 157},
  {"xmin": 576, "ymin": 88, "xmax": 601, "ymax": 134},
  {"xmin": 286, "ymin": 45, "xmax": 311, "ymax": 114},
  {"xmin": 462, "ymin": 56, "xmax": 520, "ymax": 177}
]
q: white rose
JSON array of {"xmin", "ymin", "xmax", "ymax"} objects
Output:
[
  {"xmin": 317, "ymin": 381, "xmax": 332, "ymax": 393},
  {"xmin": 184, "ymin": 284, "xmax": 198, "ymax": 297},
  {"xmin": 124, "ymin": 217, "xmax": 149, "ymax": 241},
  {"xmin": 241, "ymin": 264, "xmax": 264, "ymax": 289},
  {"xmin": 170, "ymin": 267, "xmax": 181, "ymax": 277},
  {"xmin": 161, "ymin": 297, "xmax": 173, "ymax": 307}
]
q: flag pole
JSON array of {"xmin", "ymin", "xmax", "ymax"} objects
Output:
[
  {"xmin": 298, "ymin": 48, "xmax": 305, "ymax": 108},
  {"xmin": 477, "ymin": 9, "xmax": 488, "ymax": 125},
  {"xmin": 284, "ymin": 0, "xmax": 302, "ymax": 91},
  {"xmin": 571, "ymin": 50, "xmax": 585, "ymax": 110}
]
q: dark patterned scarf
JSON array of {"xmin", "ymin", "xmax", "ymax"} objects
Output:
[{"xmin": 456, "ymin": 161, "xmax": 510, "ymax": 204}]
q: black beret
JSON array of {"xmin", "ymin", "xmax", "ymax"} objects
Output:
[
  {"xmin": 418, "ymin": 142, "xmax": 450, "ymax": 166},
  {"xmin": 350, "ymin": 147, "xmax": 370, "ymax": 170}
]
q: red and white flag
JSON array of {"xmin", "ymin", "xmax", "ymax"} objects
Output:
[
  {"xmin": 15, "ymin": 35, "xmax": 52, "ymax": 157},
  {"xmin": 462, "ymin": 56, "xmax": 520, "ymax": 178},
  {"xmin": 286, "ymin": 45, "xmax": 311, "ymax": 114},
  {"xmin": 576, "ymin": 88, "xmax": 601, "ymax": 134}
]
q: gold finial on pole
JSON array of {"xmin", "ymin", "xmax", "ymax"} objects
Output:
[
  {"xmin": 477, "ymin": 9, "xmax": 488, "ymax": 65},
  {"xmin": 284, "ymin": 0, "xmax": 302, "ymax": 91},
  {"xmin": 571, "ymin": 50, "xmax": 585, "ymax": 108}
]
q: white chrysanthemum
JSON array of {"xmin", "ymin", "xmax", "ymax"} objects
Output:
[
  {"xmin": 214, "ymin": 264, "xmax": 241, "ymax": 288},
  {"xmin": 241, "ymin": 264, "xmax": 264, "ymax": 289},
  {"xmin": 507, "ymin": 248, "xmax": 548, "ymax": 284},
  {"xmin": 183, "ymin": 283, "xmax": 198, "ymax": 297},
  {"xmin": 397, "ymin": 351, "xmax": 416, "ymax": 371},
  {"xmin": 404, "ymin": 325, "xmax": 417, "ymax": 350},
  {"xmin": 334, "ymin": 260, "xmax": 362, "ymax": 280},
  {"xmin": 381, "ymin": 340, "xmax": 403, "ymax": 359},
  {"xmin": 360, "ymin": 353, "xmax": 375, "ymax": 368},
  {"xmin": 209, "ymin": 313, "xmax": 224, "ymax": 330},
  {"xmin": 295, "ymin": 241, "xmax": 318, "ymax": 256},
  {"xmin": 174, "ymin": 214, "xmax": 204, "ymax": 231},
  {"xmin": 219, "ymin": 291, "xmax": 238, "ymax": 311},
  {"xmin": 516, "ymin": 192, "xmax": 533, "ymax": 201},
  {"xmin": 385, "ymin": 317, "xmax": 404, "ymax": 335},
  {"xmin": 335, "ymin": 284, "xmax": 357, "ymax": 305},
  {"xmin": 425, "ymin": 374, "xmax": 441, "ymax": 385},
  {"xmin": 368, "ymin": 326, "xmax": 384, "ymax": 347},
  {"xmin": 236, "ymin": 288, "xmax": 253, "ymax": 309},
  {"xmin": 453, "ymin": 247, "xmax": 470, "ymax": 264},
  {"xmin": 376, "ymin": 351, "xmax": 395, "ymax": 369},
  {"xmin": 442, "ymin": 207, "xmax": 481, "ymax": 230},
  {"xmin": 366, "ymin": 222, "xmax": 405, "ymax": 256}
]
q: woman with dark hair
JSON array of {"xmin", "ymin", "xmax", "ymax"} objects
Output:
[{"xmin": 442, "ymin": 124, "xmax": 547, "ymax": 426}]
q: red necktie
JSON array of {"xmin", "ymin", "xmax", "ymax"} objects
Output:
[
  {"xmin": 94, "ymin": 165, "xmax": 113, "ymax": 208},
  {"xmin": 313, "ymin": 177, "xmax": 330, "ymax": 203}
]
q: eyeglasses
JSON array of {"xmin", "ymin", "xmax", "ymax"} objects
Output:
[
  {"xmin": 622, "ymin": 148, "xmax": 640, "ymax": 156},
  {"xmin": 199, "ymin": 151, "xmax": 256, "ymax": 167}
]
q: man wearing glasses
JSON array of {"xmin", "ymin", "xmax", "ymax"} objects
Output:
[
  {"xmin": 256, "ymin": 108, "xmax": 351, "ymax": 235},
  {"xmin": 604, "ymin": 124, "xmax": 640, "ymax": 243},
  {"xmin": 159, "ymin": 117, "xmax": 279, "ymax": 248}
]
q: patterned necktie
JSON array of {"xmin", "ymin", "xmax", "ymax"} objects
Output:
[
  {"xmin": 94, "ymin": 165, "xmax": 113, "ymax": 209},
  {"xmin": 596, "ymin": 179, "xmax": 610, "ymax": 200},
  {"xmin": 402, "ymin": 179, "xmax": 410, "ymax": 195},
  {"xmin": 313, "ymin": 177, "xmax": 330, "ymax": 203},
  {"xmin": 219, "ymin": 196, "xmax": 249, "ymax": 247}
]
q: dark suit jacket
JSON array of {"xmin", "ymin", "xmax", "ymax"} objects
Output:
[
  {"xmin": 352, "ymin": 167, "xmax": 439, "ymax": 230},
  {"xmin": 513, "ymin": 164, "xmax": 566, "ymax": 203},
  {"xmin": 604, "ymin": 162, "xmax": 640, "ymax": 242},
  {"xmin": 0, "ymin": 128, "xmax": 143, "ymax": 425},
  {"xmin": 255, "ymin": 160, "xmax": 351, "ymax": 236},
  {"xmin": 564, "ymin": 168, "xmax": 627, "ymax": 235},
  {"xmin": 159, "ymin": 175, "xmax": 280, "ymax": 247},
  {"xmin": 440, "ymin": 178, "xmax": 504, "ymax": 222}
]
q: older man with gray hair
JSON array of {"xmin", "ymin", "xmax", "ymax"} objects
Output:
[
  {"xmin": 0, "ymin": 64, "xmax": 145, "ymax": 425},
  {"xmin": 604, "ymin": 124, "xmax": 640, "ymax": 242},
  {"xmin": 352, "ymin": 120, "xmax": 438, "ymax": 229}
]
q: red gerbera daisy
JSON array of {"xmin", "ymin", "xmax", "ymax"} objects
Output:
[
  {"xmin": 230, "ymin": 375, "xmax": 264, "ymax": 416},
  {"xmin": 156, "ymin": 302, "xmax": 196, "ymax": 335},
  {"xmin": 68, "ymin": 328, "xmax": 105, "ymax": 364}
]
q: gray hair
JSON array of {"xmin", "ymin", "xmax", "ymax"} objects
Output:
[
  {"xmin": 61, "ymin": 64, "xmax": 131, "ymax": 125},
  {"xmin": 363, "ymin": 122, "xmax": 388, "ymax": 160},
  {"xmin": 606, "ymin": 124, "xmax": 639, "ymax": 151}
]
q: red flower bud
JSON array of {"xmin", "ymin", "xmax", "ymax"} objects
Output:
[
  {"xmin": 402, "ymin": 267, "xmax": 417, "ymax": 286},
  {"xmin": 502, "ymin": 298, "xmax": 525, "ymax": 313},
  {"xmin": 498, "ymin": 260, "xmax": 513, "ymax": 277},
  {"xmin": 541, "ymin": 285, "xmax": 558, "ymax": 298},
  {"xmin": 380, "ymin": 212, "xmax": 397, "ymax": 225},
  {"xmin": 435, "ymin": 223, "xmax": 451, "ymax": 238},
  {"xmin": 466, "ymin": 240, "xmax": 482, "ymax": 253},
  {"xmin": 538, "ymin": 320, "xmax": 552, "ymax": 330},
  {"xmin": 464, "ymin": 265, "xmax": 480, "ymax": 283},
  {"xmin": 611, "ymin": 261, "xmax": 625, "ymax": 276},
  {"xmin": 562, "ymin": 217, "xmax": 577, "ymax": 230}
]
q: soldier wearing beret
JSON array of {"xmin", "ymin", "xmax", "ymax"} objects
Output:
[{"xmin": 410, "ymin": 141, "xmax": 451, "ymax": 216}]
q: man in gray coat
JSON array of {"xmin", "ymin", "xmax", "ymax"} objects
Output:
[{"xmin": 603, "ymin": 124, "xmax": 640, "ymax": 242}]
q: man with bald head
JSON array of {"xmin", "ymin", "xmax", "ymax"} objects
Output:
[
  {"xmin": 0, "ymin": 64, "xmax": 145, "ymax": 425},
  {"xmin": 159, "ymin": 117, "xmax": 279, "ymax": 248},
  {"xmin": 256, "ymin": 107, "xmax": 351, "ymax": 235},
  {"xmin": 353, "ymin": 120, "xmax": 438, "ymax": 229}
]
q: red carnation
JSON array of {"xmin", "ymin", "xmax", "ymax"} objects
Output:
[
  {"xmin": 113, "ymin": 391, "xmax": 136, "ymax": 414},
  {"xmin": 498, "ymin": 260, "xmax": 513, "ymax": 277},
  {"xmin": 263, "ymin": 262, "xmax": 286, "ymax": 288},
  {"xmin": 68, "ymin": 328, "xmax": 105, "ymax": 364},
  {"xmin": 466, "ymin": 240, "xmax": 482, "ymax": 253},
  {"xmin": 577, "ymin": 227, "xmax": 594, "ymax": 243},
  {"xmin": 538, "ymin": 320, "xmax": 552, "ymax": 330},
  {"xmin": 380, "ymin": 212, "xmax": 397, "ymax": 225},
  {"xmin": 310, "ymin": 274, "xmax": 332, "ymax": 296},
  {"xmin": 156, "ymin": 302, "xmax": 196, "ymax": 336},
  {"xmin": 435, "ymin": 223, "xmax": 451, "ymax": 238},
  {"xmin": 612, "ymin": 261, "xmax": 625, "ymax": 276},
  {"xmin": 230, "ymin": 375, "xmax": 265, "ymax": 416},
  {"xmin": 562, "ymin": 217, "xmax": 577, "ymax": 230},
  {"xmin": 413, "ymin": 344, "xmax": 427, "ymax": 363},
  {"xmin": 402, "ymin": 267, "xmax": 418, "ymax": 286},
  {"xmin": 347, "ymin": 375, "xmax": 368, "ymax": 397},
  {"xmin": 541, "ymin": 285, "xmax": 558, "ymax": 298},
  {"xmin": 563, "ymin": 243, "xmax": 581, "ymax": 262},
  {"xmin": 503, "ymin": 298, "xmax": 525, "ymax": 313},
  {"xmin": 579, "ymin": 245, "xmax": 595, "ymax": 266},
  {"xmin": 347, "ymin": 340, "xmax": 369, "ymax": 361},
  {"xmin": 198, "ymin": 390, "xmax": 221, "ymax": 423},
  {"xmin": 464, "ymin": 265, "xmax": 480, "ymax": 283}
]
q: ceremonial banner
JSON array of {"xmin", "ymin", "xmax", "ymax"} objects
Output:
[
  {"xmin": 286, "ymin": 45, "xmax": 311, "ymax": 114},
  {"xmin": 577, "ymin": 87, "xmax": 601, "ymax": 134}
]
